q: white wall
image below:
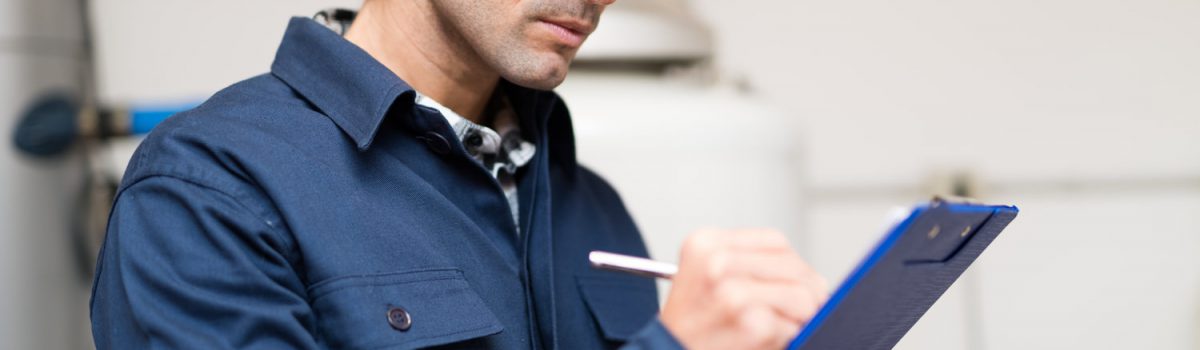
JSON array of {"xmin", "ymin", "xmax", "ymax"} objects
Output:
[
  {"xmin": 687, "ymin": 0, "xmax": 1200, "ymax": 349},
  {"xmin": 90, "ymin": 0, "xmax": 360, "ymax": 102},
  {"xmin": 692, "ymin": 0, "xmax": 1200, "ymax": 188}
]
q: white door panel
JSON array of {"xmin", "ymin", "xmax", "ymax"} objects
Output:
[{"xmin": 977, "ymin": 189, "xmax": 1200, "ymax": 349}]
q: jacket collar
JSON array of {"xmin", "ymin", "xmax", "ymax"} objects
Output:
[
  {"xmin": 271, "ymin": 17, "xmax": 409, "ymax": 151},
  {"xmin": 269, "ymin": 17, "xmax": 577, "ymax": 169}
]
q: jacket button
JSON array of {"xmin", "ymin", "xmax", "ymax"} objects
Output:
[
  {"xmin": 416, "ymin": 131, "xmax": 451, "ymax": 155},
  {"xmin": 386, "ymin": 306, "xmax": 412, "ymax": 331},
  {"xmin": 464, "ymin": 132, "xmax": 484, "ymax": 148}
]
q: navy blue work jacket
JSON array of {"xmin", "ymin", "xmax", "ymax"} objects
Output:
[{"xmin": 90, "ymin": 17, "xmax": 682, "ymax": 350}]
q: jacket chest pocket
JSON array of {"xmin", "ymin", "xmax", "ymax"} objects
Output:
[
  {"xmin": 308, "ymin": 268, "xmax": 503, "ymax": 349},
  {"xmin": 576, "ymin": 275, "xmax": 661, "ymax": 343}
]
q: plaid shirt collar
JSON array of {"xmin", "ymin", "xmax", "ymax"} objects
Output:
[{"xmin": 414, "ymin": 93, "xmax": 537, "ymax": 178}]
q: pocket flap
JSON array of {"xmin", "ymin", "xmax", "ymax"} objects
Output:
[
  {"xmin": 309, "ymin": 268, "xmax": 503, "ymax": 349},
  {"xmin": 576, "ymin": 275, "xmax": 660, "ymax": 342}
]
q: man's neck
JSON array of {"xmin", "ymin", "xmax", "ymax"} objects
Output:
[{"xmin": 345, "ymin": 1, "xmax": 499, "ymax": 124}]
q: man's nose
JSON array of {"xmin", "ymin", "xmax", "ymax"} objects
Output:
[{"xmin": 589, "ymin": 0, "xmax": 616, "ymax": 6}]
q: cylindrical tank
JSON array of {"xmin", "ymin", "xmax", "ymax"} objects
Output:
[
  {"xmin": 559, "ymin": 71, "xmax": 805, "ymax": 260},
  {"xmin": 558, "ymin": 0, "xmax": 806, "ymax": 301}
]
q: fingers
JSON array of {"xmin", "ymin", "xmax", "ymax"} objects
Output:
[
  {"xmin": 771, "ymin": 315, "xmax": 804, "ymax": 350},
  {"xmin": 729, "ymin": 281, "xmax": 818, "ymax": 350},
  {"xmin": 734, "ymin": 304, "xmax": 804, "ymax": 350},
  {"xmin": 717, "ymin": 278, "xmax": 824, "ymax": 324},
  {"xmin": 664, "ymin": 228, "xmax": 831, "ymax": 350},
  {"xmin": 705, "ymin": 250, "xmax": 819, "ymax": 283},
  {"xmin": 690, "ymin": 228, "xmax": 833, "ymax": 292}
]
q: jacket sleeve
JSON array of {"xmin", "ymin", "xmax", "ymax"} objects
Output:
[
  {"xmin": 90, "ymin": 175, "xmax": 317, "ymax": 349},
  {"xmin": 620, "ymin": 317, "xmax": 686, "ymax": 350}
]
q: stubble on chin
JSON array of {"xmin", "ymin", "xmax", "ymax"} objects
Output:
[
  {"xmin": 442, "ymin": 0, "xmax": 590, "ymax": 90},
  {"xmin": 484, "ymin": 21, "xmax": 573, "ymax": 90}
]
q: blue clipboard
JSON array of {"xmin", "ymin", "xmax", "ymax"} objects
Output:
[{"xmin": 788, "ymin": 198, "xmax": 1019, "ymax": 350}]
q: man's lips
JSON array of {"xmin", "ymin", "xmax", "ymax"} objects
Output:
[
  {"xmin": 538, "ymin": 18, "xmax": 594, "ymax": 48},
  {"xmin": 541, "ymin": 17, "xmax": 595, "ymax": 35}
]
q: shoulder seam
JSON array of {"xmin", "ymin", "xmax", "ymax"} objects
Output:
[{"xmin": 117, "ymin": 173, "xmax": 296, "ymax": 257}]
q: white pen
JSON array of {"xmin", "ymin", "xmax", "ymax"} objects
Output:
[{"xmin": 588, "ymin": 251, "xmax": 678, "ymax": 279}]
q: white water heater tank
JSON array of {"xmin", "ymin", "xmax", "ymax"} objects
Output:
[{"xmin": 558, "ymin": 0, "xmax": 806, "ymax": 293}]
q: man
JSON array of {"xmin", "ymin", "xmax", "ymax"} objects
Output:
[{"xmin": 90, "ymin": 1, "xmax": 828, "ymax": 349}]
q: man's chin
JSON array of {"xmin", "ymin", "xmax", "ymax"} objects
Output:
[
  {"xmin": 511, "ymin": 75, "xmax": 567, "ymax": 91},
  {"xmin": 502, "ymin": 59, "xmax": 571, "ymax": 91}
]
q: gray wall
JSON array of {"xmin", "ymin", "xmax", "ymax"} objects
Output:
[{"xmin": 0, "ymin": 0, "xmax": 91, "ymax": 349}]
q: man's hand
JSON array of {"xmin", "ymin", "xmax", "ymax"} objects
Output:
[{"xmin": 660, "ymin": 229, "xmax": 829, "ymax": 350}]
